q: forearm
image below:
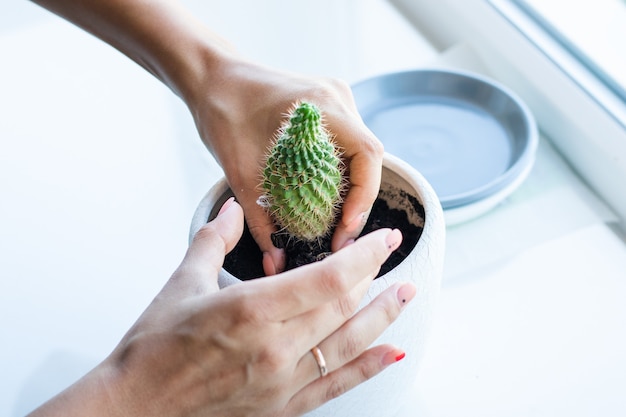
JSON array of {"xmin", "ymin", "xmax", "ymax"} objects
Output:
[
  {"xmin": 31, "ymin": 0, "xmax": 237, "ymax": 102},
  {"xmin": 27, "ymin": 361, "xmax": 126, "ymax": 417}
]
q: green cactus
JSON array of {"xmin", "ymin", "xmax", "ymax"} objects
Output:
[{"xmin": 259, "ymin": 101, "xmax": 344, "ymax": 242}]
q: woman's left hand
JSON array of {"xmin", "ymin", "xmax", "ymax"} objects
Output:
[{"xmin": 186, "ymin": 58, "xmax": 384, "ymax": 275}]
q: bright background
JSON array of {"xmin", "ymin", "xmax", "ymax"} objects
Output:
[{"xmin": 1, "ymin": 1, "xmax": 625, "ymax": 416}]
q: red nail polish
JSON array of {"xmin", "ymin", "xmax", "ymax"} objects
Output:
[{"xmin": 383, "ymin": 350, "xmax": 406, "ymax": 365}]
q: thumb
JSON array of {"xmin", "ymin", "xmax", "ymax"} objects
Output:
[{"xmin": 164, "ymin": 198, "xmax": 244, "ymax": 299}]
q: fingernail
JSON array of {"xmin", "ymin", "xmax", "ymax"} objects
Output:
[
  {"xmin": 263, "ymin": 249, "xmax": 285, "ymax": 276},
  {"xmin": 345, "ymin": 211, "xmax": 368, "ymax": 234},
  {"xmin": 382, "ymin": 349, "xmax": 406, "ymax": 366},
  {"xmin": 385, "ymin": 229, "xmax": 403, "ymax": 252},
  {"xmin": 397, "ymin": 283, "xmax": 416, "ymax": 306},
  {"xmin": 275, "ymin": 249, "xmax": 286, "ymax": 273},
  {"xmin": 262, "ymin": 252, "xmax": 277, "ymax": 276},
  {"xmin": 217, "ymin": 196, "xmax": 236, "ymax": 216}
]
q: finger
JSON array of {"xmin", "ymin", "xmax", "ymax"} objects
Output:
[
  {"xmin": 285, "ymin": 344, "xmax": 406, "ymax": 417},
  {"xmin": 237, "ymin": 192, "xmax": 286, "ymax": 276},
  {"xmin": 285, "ymin": 262, "xmax": 378, "ymax": 357},
  {"xmin": 247, "ymin": 228, "xmax": 403, "ymax": 322},
  {"xmin": 325, "ymin": 118, "xmax": 384, "ymax": 252},
  {"xmin": 164, "ymin": 198, "xmax": 244, "ymax": 298},
  {"xmin": 294, "ymin": 282, "xmax": 416, "ymax": 386}
]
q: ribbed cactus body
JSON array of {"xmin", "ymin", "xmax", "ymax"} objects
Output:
[{"xmin": 261, "ymin": 102, "xmax": 343, "ymax": 241}]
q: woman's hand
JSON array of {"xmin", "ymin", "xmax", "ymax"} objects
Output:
[
  {"xmin": 32, "ymin": 0, "xmax": 384, "ymax": 277},
  {"xmin": 186, "ymin": 58, "xmax": 385, "ymax": 275},
  {"xmin": 93, "ymin": 199, "xmax": 414, "ymax": 417}
]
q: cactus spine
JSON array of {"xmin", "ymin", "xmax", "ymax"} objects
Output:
[{"xmin": 260, "ymin": 102, "xmax": 344, "ymax": 241}]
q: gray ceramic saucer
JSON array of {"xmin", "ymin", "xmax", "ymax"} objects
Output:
[{"xmin": 352, "ymin": 69, "xmax": 538, "ymax": 224}]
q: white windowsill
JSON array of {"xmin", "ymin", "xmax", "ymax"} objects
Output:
[{"xmin": 407, "ymin": 222, "xmax": 626, "ymax": 416}]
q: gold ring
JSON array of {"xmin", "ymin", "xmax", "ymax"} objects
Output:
[{"xmin": 310, "ymin": 346, "xmax": 328, "ymax": 377}]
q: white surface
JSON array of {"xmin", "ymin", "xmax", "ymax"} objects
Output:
[
  {"xmin": 1, "ymin": 1, "xmax": 625, "ymax": 417},
  {"xmin": 409, "ymin": 222, "xmax": 626, "ymax": 416},
  {"xmin": 0, "ymin": 13, "xmax": 216, "ymax": 417}
]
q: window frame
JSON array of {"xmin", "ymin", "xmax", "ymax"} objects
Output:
[{"xmin": 492, "ymin": 0, "xmax": 626, "ymax": 130}]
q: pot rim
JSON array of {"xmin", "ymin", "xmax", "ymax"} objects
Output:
[{"xmin": 189, "ymin": 152, "xmax": 444, "ymax": 286}]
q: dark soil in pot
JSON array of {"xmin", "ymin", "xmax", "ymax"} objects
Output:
[{"xmin": 222, "ymin": 188, "xmax": 424, "ymax": 280}]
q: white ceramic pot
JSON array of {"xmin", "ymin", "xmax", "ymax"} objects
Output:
[{"xmin": 189, "ymin": 153, "xmax": 445, "ymax": 416}]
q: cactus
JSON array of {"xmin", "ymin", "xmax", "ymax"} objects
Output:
[{"xmin": 259, "ymin": 101, "xmax": 345, "ymax": 242}]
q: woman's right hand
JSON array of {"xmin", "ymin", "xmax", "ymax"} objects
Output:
[
  {"xmin": 30, "ymin": 199, "xmax": 415, "ymax": 417},
  {"xmin": 109, "ymin": 199, "xmax": 415, "ymax": 417}
]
